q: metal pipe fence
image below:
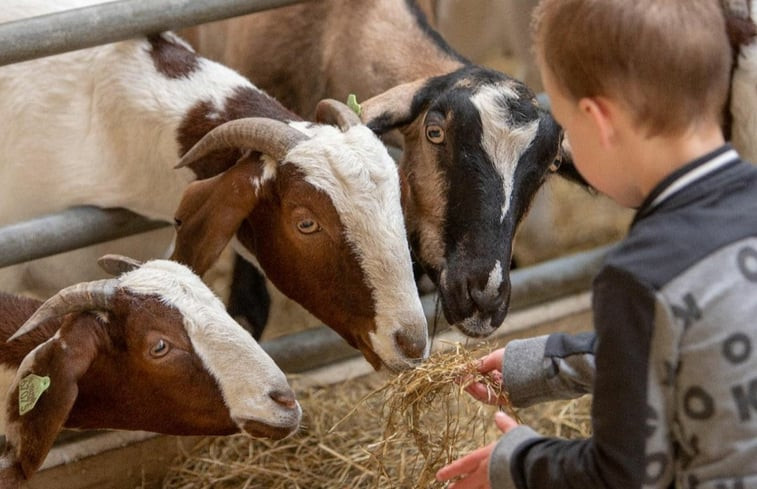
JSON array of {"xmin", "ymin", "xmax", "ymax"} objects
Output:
[{"xmin": 0, "ymin": 0, "xmax": 312, "ymax": 67}]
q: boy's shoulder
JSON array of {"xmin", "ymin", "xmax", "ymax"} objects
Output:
[{"xmin": 604, "ymin": 156, "xmax": 757, "ymax": 290}]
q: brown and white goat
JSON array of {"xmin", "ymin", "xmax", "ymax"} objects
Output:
[
  {"xmin": 0, "ymin": 255, "xmax": 301, "ymax": 488},
  {"xmin": 1, "ymin": 0, "xmax": 428, "ymax": 371},
  {"xmin": 181, "ymin": 0, "xmax": 570, "ymax": 338}
]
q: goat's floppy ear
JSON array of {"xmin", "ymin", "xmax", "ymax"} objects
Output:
[
  {"xmin": 360, "ymin": 78, "xmax": 430, "ymax": 136},
  {"xmin": 171, "ymin": 158, "xmax": 262, "ymax": 275},
  {"xmin": 553, "ymin": 136, "xmax": 591, "ymax": 189},
  {"xmin": 2, "ymin": 318, "xmax": 102, "ymax": 484}
]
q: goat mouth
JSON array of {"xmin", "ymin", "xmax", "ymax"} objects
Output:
[
  {"xmin": 356, "ymin": 340, "xmax": 384, "ymax": 371},
  {"xmin": 240, "ymin": 418, "xmax": 300, "ymax": 440},
  {"xmin": 449, "ymin": 303, "xmax": 509, "ymax": 338},
  {"xmin": 436, "ymin": 274, "xmax": 510, "ymax": 337}
]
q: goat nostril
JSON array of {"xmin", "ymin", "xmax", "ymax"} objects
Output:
[
  {"xmin": 269, "ymin": 389, "xmax": 297, "ymax": 409},
  {"xmin": 394, "ymin": 330, "xmax": 427, "ymax": 360},
  {"xmin": 470, "ymin": 286, "xmax": 505, "ymax": 313}
]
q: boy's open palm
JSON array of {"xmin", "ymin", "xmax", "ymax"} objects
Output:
[{"xmin": 435, "ymin": 412, "xmax": 518, "ymax": 488}]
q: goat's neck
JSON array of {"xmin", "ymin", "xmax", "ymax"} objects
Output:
[
  {"xmin": 217, "ymin": 0, "xmax": 467, "ymax": 117},
  {"xmin": 322, "ymin": 0, "xmax": 466, "ymax": 91}
]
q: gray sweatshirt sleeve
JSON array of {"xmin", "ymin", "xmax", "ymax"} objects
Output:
[
  {"xmin": 488, "ymin": 266, "xmax": 658, "ymax": 489},
  {"xmin": 502, "ymin": 332, "xmax": 596, "ymax": 407}
]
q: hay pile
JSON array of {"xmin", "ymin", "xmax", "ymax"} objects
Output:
[{"xmin": 162, "ymin": 343, "xmax": 591, "ymax": 489}]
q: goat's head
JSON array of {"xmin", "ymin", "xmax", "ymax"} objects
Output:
[
  {"xmin": 361, "ymin": 66, "xmax": 570, "ymax": 337},
  {"xmin": 1, "ymin": 256, "xmax": 300, "ymax": 485},
  {"xmin": 171, "ymin": 100, "xmax": 428, "ymax": 371}
]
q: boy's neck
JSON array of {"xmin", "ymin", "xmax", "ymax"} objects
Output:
[{"xmin": 627, "ymin": 123, "xmax": 726, "ymax": 203}]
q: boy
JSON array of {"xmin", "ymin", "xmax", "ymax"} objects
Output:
[{"xmin": 436, "ymin": 0, "xmax": 757, "ymax": 488}]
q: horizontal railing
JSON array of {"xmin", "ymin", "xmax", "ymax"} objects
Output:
[
  {"xmin": 0, "ymin": 0, "xmax": 312, "ymax": 67},
  {"xmin": 0, "ymin": 205, "xmax": 610, "ymax": 372}
]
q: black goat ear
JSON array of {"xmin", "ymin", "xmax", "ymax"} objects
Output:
[
  {"xmin": 553, "ymin": 137, "xmax": 592, "ymax": 189},
  {"xmin": 360, "ymin": 78, "xmax": 429, "ymax": 135},
  {"xmin": 97, "ymin": 254, "xmax": 143, "ymax": 276},
  {"xmin": 3, "ymin": 319, "xmax": 101, "ymax": 483}
]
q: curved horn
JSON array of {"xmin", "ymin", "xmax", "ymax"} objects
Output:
[
  {"xmin": 97, "ymin": 254, "xmax": 143, "ymax": 276},
  {"xmin": 8, "ymin": 279, "xmax": 119, "ymax": 342},
  {"xmin": 315, "ymin": 98, "xmax": 362, "ymax": 132},
  {"xmin": 175, "ymin": 117, "xmax": 308, "ymax": 170}
]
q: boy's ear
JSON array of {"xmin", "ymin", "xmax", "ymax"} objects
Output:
[
  {"xmin": 2, "ymin": 319, "xmax": 102, "ymax": 484},
  {"xmin": 579, "ymin": 96, "xmax": 616, "ymax": 149},
  {"xmin": 171, "ymin": 157, "xmax": 263, "ymax": 275}
]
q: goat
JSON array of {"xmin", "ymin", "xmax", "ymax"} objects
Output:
[
  {"xmin": 0, "ymin": 0, "xmax": 428, "ymax": 371},
  {"xmin": 181, "ymin": 0, "xmax": 571, "ymax": 338},
  {"xmin": 0, "ymin": 255, "xmax": 301, "ymax": 488}
]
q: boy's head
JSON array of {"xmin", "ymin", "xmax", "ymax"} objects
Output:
[{"xmin": 533, "ymin": 0, "xmax": 732, "ymax": 137}]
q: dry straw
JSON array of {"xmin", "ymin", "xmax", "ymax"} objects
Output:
[{"xmin": 162, "ymin": 342, "xmax": 591, "ymax": 489}]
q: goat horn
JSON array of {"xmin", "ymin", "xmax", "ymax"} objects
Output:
[
  {"xmin": 8, "ymin": 279, "xmax": 119, "ymax": 342},
  {"xmin": 97, "ymin": 254, "xmax": 143, "ymax": 276},
  {"xmin": 175, "ymin": 117, "xmax": 308, "ymax": 170},
  {"xmin": 315, "ymin": 99, "xmax": 362, "ymax": 132}
]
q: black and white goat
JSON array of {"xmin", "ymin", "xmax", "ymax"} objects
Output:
[
  {"xmin": 0, "ymin": 255, "xmax": 301, "ymax": 488},
  {"xmin": 0, "ymin": 0, "xmax": 428, "ymax": 371},
  {"xmin": 182, "ymin": 0, "xmax": 572, "ymax": 338}
]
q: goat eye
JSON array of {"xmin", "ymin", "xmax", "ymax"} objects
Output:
[
  {"xmin": 425, "ymin": 124, "xmax": 445, "ymax": 144},
  {"xmin": 548, "ymin": 159, "xmax": 562, "ymax": 173},
  {"xmin": 297, "ymin": 219, "xmax": 320, "ymax": 234},
  {"xmin": 150, "ymin": 339, "xmax": 169, "ymax": 357}
]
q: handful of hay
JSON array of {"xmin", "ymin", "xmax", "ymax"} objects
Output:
[
  {"xmin": 347, "ymin": 342, "xmax": 518, "ymax": 487},
  {"xmin": 162, "ymin": 342, "xmax": 590, "ymax": 489}
]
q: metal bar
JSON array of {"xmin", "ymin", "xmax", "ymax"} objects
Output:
[
  {"xmin": 0, "ymin": 206, "xmax": 611, "ymax": 372},
  {"xmin": 0, "ymin": 207, "xmax": 168, "ymax": 268},
  {"xmin": 0, "ymin": 0, "xmax": 312, "ymax": 67},
  {"xmin": 263, "ymin": 244, "xmax": 613, "ymax": 372}
]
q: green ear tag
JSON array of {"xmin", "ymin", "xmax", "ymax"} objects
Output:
[
  {"xmin": 347, "ymin": 93, "xmax": 362, "ymax": 117},
  {"xmin": 18, "ymin": 374, "xmax": 51, "ymax": 416}
]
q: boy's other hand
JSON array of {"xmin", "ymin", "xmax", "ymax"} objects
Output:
[
  {"xmin": 463, "ymin": 348, "xmax": 510, "ymax": 406},
  {"xmin": 435, "ymin": 412, "xmax": 519, "ymax": 488}
]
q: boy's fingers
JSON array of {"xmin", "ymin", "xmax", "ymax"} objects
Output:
[
  {"xmin": 464, "ymin": 382, "xmax": 496, "ymax": 403},
  {"xmin": 436, "ymin": 444, "xmax": 492, "ymax": 481},
  {"xmin": 465, "ymin": 381, "xmax": 510, "ymax": 407},
  {"xmin": 445, "ymin": 469, "xmax": 489, "ymax": 489},
  {"xmin": 477, "ymin": 349, "xmax": 504, "ymax": 373},
  {"xmin": 494, "ymin": 411, "xmax": 519, "ymax": 433}
]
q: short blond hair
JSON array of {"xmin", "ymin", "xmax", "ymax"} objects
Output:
[{"xmin": 533, "ymin": 0, "xmax": 732, "ymax": 136}]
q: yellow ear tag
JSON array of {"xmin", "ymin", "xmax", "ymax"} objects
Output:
[
  {"xmin": 347, "ymin": 93, "xmax": 362, "ymax": 117},
  {"xmin": 19, "ymin": 374, "xmax": 51, "ymax": 416}
]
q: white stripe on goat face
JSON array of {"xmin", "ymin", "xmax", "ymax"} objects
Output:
[
  {"xmin": 117, "ymin": 260, "xmax": 300, "ymax": 429},
  {"xmin": 283, "ymin": 123, "xmax": 429, "ymax": 367},
  {"xmin": 471, "ymin": 83, "xmax": 540, "ymax": 223}
]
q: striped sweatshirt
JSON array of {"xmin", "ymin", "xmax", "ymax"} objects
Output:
[{"xmin": 490, "ymin": 145, "xmax": 757, "ymax": 489}]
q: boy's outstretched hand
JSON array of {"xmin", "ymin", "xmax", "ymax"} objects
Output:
[
  {"xmin": 435, "ymin": 412, "xmax": 519, "ymax": 488},
  {"xmin": 464, "ymin": 348, "xmax": 510, "ymax": 406}
]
